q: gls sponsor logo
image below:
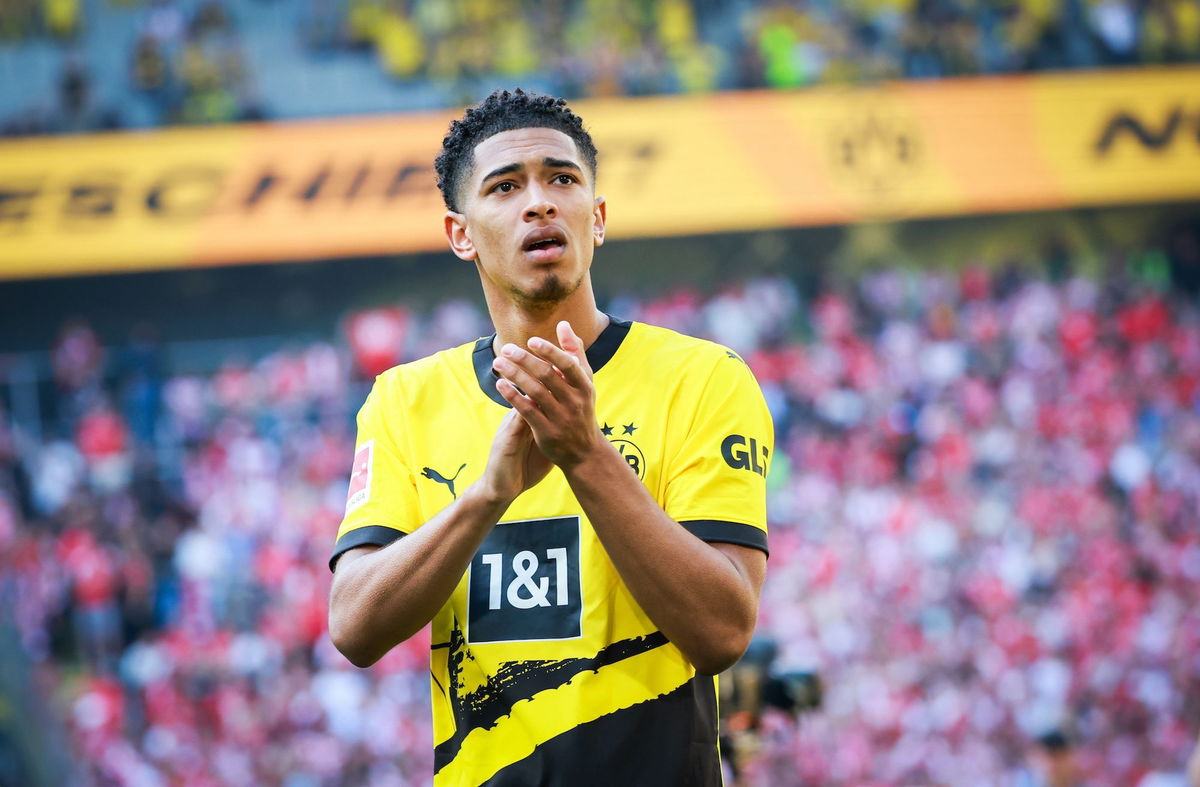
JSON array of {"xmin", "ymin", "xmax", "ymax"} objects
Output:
[
  {"xmin": 1095, "ymin": 105, "xmax": 1200, "ymax": 156},
  {"xmin": 721, "ymin": 434, "xmax": 769, "ymax": 477}
]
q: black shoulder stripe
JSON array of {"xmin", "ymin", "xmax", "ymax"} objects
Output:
[
  {"xmin": 680, "ymin": 520, "xmax": 769, "ymax": 557},
  {"xmin": 329, "ymin": 525, "xmax": 406, "ymax": 572}
]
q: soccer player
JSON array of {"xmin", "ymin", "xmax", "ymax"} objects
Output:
[{"xmin": 327, "ymin": 89, "xmax": 772, "ymax": 786}]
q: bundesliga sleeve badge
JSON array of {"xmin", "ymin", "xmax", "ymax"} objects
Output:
[{"xmin": 345, "ymin": 440, "xmax": 374, "ymax": 514}]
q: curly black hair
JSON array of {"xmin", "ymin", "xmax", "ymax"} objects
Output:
[{"xmin": 435, "ymin": 88, "xmax": 598, "ymax": 213}]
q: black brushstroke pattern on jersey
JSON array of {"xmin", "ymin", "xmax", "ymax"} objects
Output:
[
  {"xmin": 433, "ymin": 622, "xmax": 669, "ymax": 772},
  {"xmin": 481, "ymin": 677, "xmax": 721, "ymax": 786}
]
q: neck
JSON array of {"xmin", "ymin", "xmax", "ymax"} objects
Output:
[{"xmin": 485, "ymin": 281, "xmax": 608, "ymax": 355}]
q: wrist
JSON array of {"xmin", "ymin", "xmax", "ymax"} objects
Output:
[
  {"xmin": 560, "ymin": 435, "xmax": 624, "ymax": 479},
  {"xmin": 462, "ymin": 479, "xmax": 516, "ymax": 517}
]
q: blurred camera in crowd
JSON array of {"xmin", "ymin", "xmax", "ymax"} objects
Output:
[
  {"xmin": 720, "ymin": 637, "xmax": 822, "ymax": 781},
  {"xmin": 723, "ymin": 637, "xmax": 823, "ymax": 719}
]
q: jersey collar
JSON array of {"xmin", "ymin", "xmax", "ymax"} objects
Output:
[{"xmin": 472, "ymin": 316, "xmax": 632, "ymax": 407}]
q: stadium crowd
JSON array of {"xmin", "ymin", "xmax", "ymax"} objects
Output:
[
  {"xmin": 3, "ymin": 0, "xmax": 1199, "ymax": 135},
  {"xmin": 1, "ymin": 242, "xmax": 1199, "ymax": 785}
]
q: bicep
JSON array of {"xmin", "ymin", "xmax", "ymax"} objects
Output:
[
  {"xmin": 332, "ymin": 544, "xmax": 382, "ymax": 575},
  {"xmin": 330, "ymin": 544, "xmax": 383, "ymax": 604},
  {"xmin": 710, "ymin": 541, "xmax": 766, "ymax": 601}
]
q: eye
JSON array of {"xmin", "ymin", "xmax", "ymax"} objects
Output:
[
  {"xmin": 490, "ymin": 181, "xmax": 516, "ymax": 194},
  {"xmin": 553, "ymin": 173, "xmax": 577, "ymax": 185}
]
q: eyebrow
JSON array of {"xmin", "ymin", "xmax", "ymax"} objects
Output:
[
  {"xmin": 542, "ymin": 157, "xmax": 582, "ymax": 173},
  {"xmin": 480, "ymin": 162, "xmax": 522, "ymax": 184},
  {"xmin": 480, "ymin": 157, "xmax": 583, "ymax": 186}
]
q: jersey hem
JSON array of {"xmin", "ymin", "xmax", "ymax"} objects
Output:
[{"xmin": 329, "ymin": 524, "xmax": 408, "ymax": 571}]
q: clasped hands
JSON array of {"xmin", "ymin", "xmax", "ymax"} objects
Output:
[{"xmin": 492, "ymin": 320, "xmax": 605, "ymax": 472}]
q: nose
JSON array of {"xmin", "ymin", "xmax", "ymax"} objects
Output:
[{"xmin": 523, "ymin": 184, "xmax": 557, "ymax": 221}]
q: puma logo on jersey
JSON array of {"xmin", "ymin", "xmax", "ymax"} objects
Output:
[{"xmin": 422, "ymin": 463, "xmax": 467, "ymax": 499}]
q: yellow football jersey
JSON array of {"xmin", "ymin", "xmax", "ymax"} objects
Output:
[{"xmin": 331, "ymin": 318, "xmax": 772, "ymax": 787}]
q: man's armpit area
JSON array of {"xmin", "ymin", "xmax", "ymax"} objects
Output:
[{"xmin": 329, "ymin": 525, "xmax": 406, "ymax": 572}]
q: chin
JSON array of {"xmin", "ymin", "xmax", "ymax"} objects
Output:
[{"xmin": 514, "ymin": 272, "xmax": 582, "ymax": 309}]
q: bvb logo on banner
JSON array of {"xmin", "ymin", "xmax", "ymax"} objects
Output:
[{"xmin": 827, "ymin": 96, "xmax": 923, "ymax": 205}]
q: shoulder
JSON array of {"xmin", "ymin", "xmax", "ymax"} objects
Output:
[
  {"xmin": 358, "ymin": 341, "xmax": 478, "ymax": 425},
  {"xmin": 625, "ymin": 321, "xmax": 753, "ymax": 380},
  {"xmin": 371, "ymin": 340, "xmax": 477, "ymax": 400},
  {"xmin": 622, "ymin": 323, "xmax": 768, "ymax": 429}
]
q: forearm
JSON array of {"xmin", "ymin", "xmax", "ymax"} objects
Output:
[
  {"xmin": 329, "ymin": 484, "xmax": 508, "ymax": 667},
  {"xmin": 564, "ymin": 445, "xmax": 761, "ymax": 675}
]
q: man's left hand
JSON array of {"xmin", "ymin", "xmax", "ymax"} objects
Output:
[{"xmin": 492, "ymin": 320, "xmax": 605, "ymax": 469}]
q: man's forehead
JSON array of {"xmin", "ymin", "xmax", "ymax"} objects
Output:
[{"xmin": 471, "ymin": 128, "xmax": 581, "ymax": 177}]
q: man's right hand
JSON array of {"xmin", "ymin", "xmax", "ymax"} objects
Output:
[{"xmin": 475, "ymin": 408, "xmax": 553, "ymax": 506}]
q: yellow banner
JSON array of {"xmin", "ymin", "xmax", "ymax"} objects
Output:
[{"xmin": 1, "ymin": 66, "xmax": 1197, "ymax": 279}]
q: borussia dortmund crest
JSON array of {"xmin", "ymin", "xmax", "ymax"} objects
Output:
[{"xmin": 600, "ymin": 421, "xmax": 646, "ymax": 479}]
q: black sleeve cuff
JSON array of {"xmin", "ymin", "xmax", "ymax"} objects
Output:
[
  {"xmin": 329, "ymin": 525, "xmax": 407, "ymax": 572},
  {"xmin": 680, "ymin": 520, "xmax": 769, "ymax": 557}
]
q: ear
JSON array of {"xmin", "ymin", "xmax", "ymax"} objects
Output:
[
  {"xmin": 592, "ymin": 196, "xmax": 607, "ymax": 247},
  {"xmin": 444, "ymin": 211, "xmax": 476, "ymax": 261}
]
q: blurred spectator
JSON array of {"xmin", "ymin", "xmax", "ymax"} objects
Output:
[
  {"xmin": 52, "ymin": 317, "xmax": 106, "ymax": 431},
  {"xmin": 131, "ymin": 33, "xmax": 176, "ymax": 124},
  {"xmin": 42, "ymin": 0, "xmax": 80, "ymax": 40},
  {"xmin": 176, "ymin": 19, "xmax": 248, "ymax": 125},
  {"xmin": 0, "ymin": 0, "xmax": 37, "ymax": 40},
  {"xmin": 50, "ymin": 57, "xmax": 121, "ymax": 133},
  {"xmin": 345, "ymin": 306, "xmax": 410, "ymax": 377},
  {"xmin": 374, "ymin": 9, "xmax": 425, "ymax": 81},
  {"xmin": 76, "ymin": 398, "xmax": 132, "ymax": 492},
  {"xmin": 118, "ymin": 323, "xmax": 165, "ymax": 446}
]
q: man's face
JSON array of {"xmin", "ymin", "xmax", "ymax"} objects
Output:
[{"xmin": 444, "ymin": 127, "xmax": 606, "ymax": 310}]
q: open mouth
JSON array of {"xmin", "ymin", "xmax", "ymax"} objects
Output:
[{"xmin": 522, "ymin": 227, "xmax": 567, "ymax": 255}]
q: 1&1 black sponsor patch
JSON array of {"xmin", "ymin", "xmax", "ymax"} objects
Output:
[{"xmin": 467, "ymin": 516, "xmax": 582, "ymax": 644}]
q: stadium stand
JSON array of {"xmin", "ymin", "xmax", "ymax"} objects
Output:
[
  {"xmin": 2, "ymin": 0, "xmax": 1199, "ymax": 135},
  {"xmin": 1, "ymin": 236, "xmax": 1199, "ymax": 783}
]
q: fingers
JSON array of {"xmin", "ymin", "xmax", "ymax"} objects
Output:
[
  {"xmin": 519, "ymin": 322, "xmax": 591, "ymax": 386},
  {"xmin": 493, "ymin": 345, "xmax": 566, "ymax": 403},
  {"xmin": 496, "ymin": 377, "xmax": 549, "ymax": 429},
  {"xmin": 556, "ymin": 320, "xmax": 578, "ymax": 349},
  {"xmin": 557, "ymin": 321, "xmax": 589, "ymax": 368},
  {"xmin": 492, "ymin": 322, "xmax": 595, "ymax": 424},
  {"xmin": 524, "ymin": 338, "xmax": 586, "ymax": 388}
]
